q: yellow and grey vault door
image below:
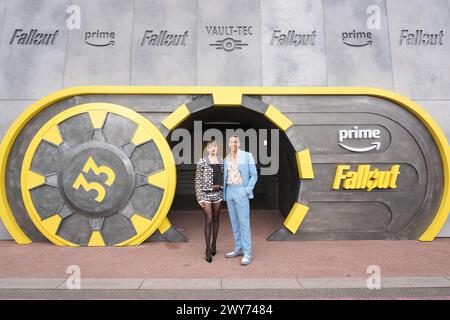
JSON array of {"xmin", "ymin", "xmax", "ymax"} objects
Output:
[{"xmin": 0, "ymin": 87, "xmax": 449, "ymax": 246}]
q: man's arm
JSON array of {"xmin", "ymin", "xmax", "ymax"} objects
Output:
[{"xmin": 245, "ymin": 152, "xmax": 258, "ymax": 194}]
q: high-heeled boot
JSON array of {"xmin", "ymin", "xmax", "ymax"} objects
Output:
[{"xmin": 205, "ymin": 248, "xmax": 212, "ymax": 263}]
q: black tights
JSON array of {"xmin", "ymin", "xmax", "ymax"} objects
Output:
[{"xmin": 202, "ymin": 202, "xmax": 221, "ymax": 255}]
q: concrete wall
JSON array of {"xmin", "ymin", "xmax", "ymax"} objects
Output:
[{"xmin": 0, "ymin": 0, "xmax": 449, "ymax": 239}]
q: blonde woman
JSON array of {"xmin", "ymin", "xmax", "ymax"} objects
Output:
[{"xmin": 195, "ymin": 140, "xmax": 224, "ymax": 263}]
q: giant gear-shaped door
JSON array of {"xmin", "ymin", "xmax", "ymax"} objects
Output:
[{"xmin": 20, "ymin": 103, "xmax": 176, "ymax": 246}]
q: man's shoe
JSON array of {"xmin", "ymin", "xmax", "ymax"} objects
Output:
[
  {"xmin": 225, "ymin": 251, "xmax": 243, "ymax": 258},
  {"xmin": 240, "ymin": 255, "xmax": 252, "ymax": 266}
]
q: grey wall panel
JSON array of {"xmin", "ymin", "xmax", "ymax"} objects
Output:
[
  {"xmin": 387, "ymin": 0, "xmax": 450, "ymax": 99},
  {"xmin": 438, "ymin": 213, "xmax": 450, "ymax": 236},
  {"xmin": 324, "ymin": 0, "xmax": 393, "ymax": 88},
  {"xmin": 197, "ymin": 0, "xmax": 262, "ymax": 86},
  {"xmin": 0, "ymin": 100, "xmax": 34, "ymax": 138},
  {"xmin": 418, "ymin": 100, "xmax": 450, "ymax": 142},
  {"xmin": 0, "ymin": 0, "xmax": 5, "ymax": 39},
  {"xmin": 131, "ymin": 0, "xmax": 197, "ymax": 85},
  {"xmin": 63, "ymin": 0, "xmax": 134, "ymax": 87},
  {"xmin": 0, "ymin": 221, "xmax": 10, "ymax": 240},
  {"xmin": 261, "ymin": 0, "xmax": 326, "ymax": 86},
  {"xmin": 0, "ymin": 99, "xmax": 35, "ymax": 240},
  {"xmin": 0, "ymin": 0, "xmax": 69, "ymax": 99}
]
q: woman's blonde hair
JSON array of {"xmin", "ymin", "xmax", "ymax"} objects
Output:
[
  {"xmin": 204, "ymin": 140, "xmax": 217, "ymax": 155},
  {"xmin": 206, "ymin": 140, "xmax": 217, "ymax": 148}
]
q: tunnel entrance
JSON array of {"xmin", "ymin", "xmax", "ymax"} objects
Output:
[{"xmin": 167, "ymin": 106, "xmax": 300, "ymax": 235}]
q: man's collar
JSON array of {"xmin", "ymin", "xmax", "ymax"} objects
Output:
[{"xmin": 228, "ymin": 149, "xmax": 241, "ymax": 159}]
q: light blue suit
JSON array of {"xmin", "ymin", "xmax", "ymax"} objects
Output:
[{"xmin": 223, "ymin": 150, "xmax": 258, "ymax": 257}]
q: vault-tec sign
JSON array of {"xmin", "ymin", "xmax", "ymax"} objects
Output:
[
  {"xmin": 0, "ymin": 87, "xmax": 448, "ymax": 247},
  {"xmin": 205, "ymin": 25, "xmax": 253, "ymax": 51}
]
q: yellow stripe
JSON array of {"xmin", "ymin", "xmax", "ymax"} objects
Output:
[
  {"xmin": 212, "ymin": 91, "xmax": 242, "ymax": 106},
  {"xmin": 25, "ymin": 170, "xmax": 45, "ymax": 190},
  {"xmin": 283, "ymin": 203, "xmax": 310, "ymax": 234},
  {"xmin": 130, "ymin": 214, "xmax": 152, "ymax": 236},
  {"xmin": 264, "ymin": 104, "xmax": 293, "ymax": 131},
  {"xmin": 296, "ymin": 149, "xmax": 314, "ymax": 179},
  {"xmin": 131, "ymin": 125, "xmax": 152, "ymax": 146},
  {"xmin": 158, "ymin": 217, "xmax": 172, "ymax": 234},
  {"xmin": 161, "ymin": 104, "xmax": 190, "ymax": 130},
  {"xmin": 147, "ymin": 170, "xmax": 168, "ymax": 190},
  {"xmin": 88, "ymin": 110, "xmax": 108, "ymax": 129},
  {"xmin": 88, "ymin": 231, "xmax": 106, "ymax": 247},
  {"xmin": 41, "ymin": 215, "xmax": 62, "ymax": 237},
  {"xmin": 42, "ymin": 126, "xmax": 63, "ymax": 146}
]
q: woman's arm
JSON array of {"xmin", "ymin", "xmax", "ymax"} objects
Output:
[{"xmin": 195, "ymin": 159, "xmax": 206, "ymax": 205}]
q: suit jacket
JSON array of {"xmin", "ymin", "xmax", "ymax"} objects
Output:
[{"xmin": 223, "ymin": 150, "xmax": 258, "ymax": 200}]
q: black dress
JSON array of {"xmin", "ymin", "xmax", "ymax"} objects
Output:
[{"xmin": 210, "ymin": 163, "xmax": 224, "ymax": 186}]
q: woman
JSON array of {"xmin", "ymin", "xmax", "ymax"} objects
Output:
[{"xmin": 195, "ymin": 140, "xmax": 224, "ymax": 263}]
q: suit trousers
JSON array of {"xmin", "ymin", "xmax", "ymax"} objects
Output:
[{"xmin": 225, "ymin": 184, "xmax": 252, "ymax": 257}]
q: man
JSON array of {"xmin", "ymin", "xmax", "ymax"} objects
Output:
[{"xmin": 223, "ymin": 135, "xmax": 258, "ymax": 266}]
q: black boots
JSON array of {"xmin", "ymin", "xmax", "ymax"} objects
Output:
[{"xmin": 205, "ymin": 249, "xmax": 212, "ymax": 263}]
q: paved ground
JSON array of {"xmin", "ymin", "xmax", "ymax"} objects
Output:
[
  {"xmin": 1, "ymin": 288, "xmax": 450, "ymax": 300},
  {"xmin": 0, "ymin": 276, "xmax": 450, "ymax": 290},
  {"xmin": 1, "ymin": 210, "xmax": 449, "ymax": 278},
  {"xmin": 0, "ymin": 210, "xmax": 449, "ymax": 299}
]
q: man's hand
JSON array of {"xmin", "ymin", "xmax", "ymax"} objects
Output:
[{"xmin": 199, "ymin": 201, "xmax": 205, "ymax": 208}]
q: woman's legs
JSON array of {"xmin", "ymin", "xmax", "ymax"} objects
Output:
[
  {"xmin": 202, "ymin": 203, "xmax": 213, "ymax": 258},
  {"xmin": 211, "ymin": 201, "xmax": 221, "ymax": 254}
]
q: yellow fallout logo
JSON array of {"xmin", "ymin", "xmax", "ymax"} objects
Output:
[
  {"xmin": 72, "ymin": 157, "xmax": 116, "ymax": 203},
  {"xmin": 333, "ymin": 164, "xmax": 400, "ymax": 192}
]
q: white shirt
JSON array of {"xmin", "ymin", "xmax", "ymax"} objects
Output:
[{"xmin": 226, "ymin": 150, "xmax": 243, "ymax": 185}]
